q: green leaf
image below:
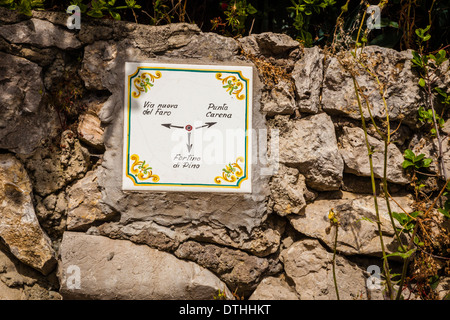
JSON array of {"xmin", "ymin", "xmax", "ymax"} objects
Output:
[
  {"xmin": 418, "ymin": 78, "xmax": 426, "ymax": 87},
  {"xmin": 385, "ymin": 248, "xmax": 416, "ymax": 259},
  {"xmin": 415, "ymin": 153, "xmax": 425, "ymax": 162},
  {"xmin": 109, "ymin": 10, "xmax": 121, "ymax": 20},
  {"xmin": 422, "ymin": 158, "xmax": 432, "ymax": 168},
  {"xmin": 358, "ymin": 216, "xmax": 375, "ymax": 224},
  {"xmin": 403, "ymin": 149, "xmax": 415, "ymax": 161},
  {"xmin": 247, "ymin": 3, "xmax": 257, "ymax": 15},
  {"xmin": 402, "ymin": 160, "xmax": 414, "ymax": 169}
]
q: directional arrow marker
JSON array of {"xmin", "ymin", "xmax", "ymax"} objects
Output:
[
  {"xmin": 161, "ymin": 123, "xmax": 184, "ymax": 129},
  {"xmin": 186, "ymin": 132, "xmax": 193, "ymax": 153},
  {"xmin": 195, "ymin": 122, "xmax": 217, "ymax": 129}
]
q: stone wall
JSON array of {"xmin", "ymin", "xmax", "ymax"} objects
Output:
[{"xmin": 0, "ymin": 8, "xmax": 449, "ymax": 300}]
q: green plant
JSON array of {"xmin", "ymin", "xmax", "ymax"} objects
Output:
[
  {"xmin": 215, "ymin": 0, "xmax": 257, "ymax": 36},
  {"xmin": 0, "ymin": 0, "xmax": 44, "ymax": 15},
  {"xmin": 402, "ymin": 149, "xmax": 433, "ymax": 171},
  {"xmin": 70, "ymin": 0, "xmax": 141, "ymax": 20},
  {"xmin": 411, "ymin": 25, "xmax": 449, "ymax": 180},
  {"xmin": 438, "ymin": 184, "xmax": 450, "ymax": 219},
  {"xmin": 326, "ymin": 208, "xmax": 340, "ymax": 300},
  {"xmin": 418, "ymin": 106, "xmax": 445, "ymax": 136},
  {"xmin": 287, "ymin": 0, "xmax": 336, "ymax": 46}
]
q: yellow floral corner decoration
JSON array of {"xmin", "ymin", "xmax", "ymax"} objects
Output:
[
  {"xmin": 216, "ymin": 73, "xmax": 245, "ymax": 100},
  {"xmin": 132, "ymin": 71, "xmax": 162, "ymax": 98},
  {"xmin": 130, "ymin": 154, "xmax": 160, "ymax": 182},
  {"xmin": 214, "ymin": 157, "xmax": 244, "ymax": 184}
]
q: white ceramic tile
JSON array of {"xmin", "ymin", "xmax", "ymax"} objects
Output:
[{"xmin": 122, "ymin": 62, "xmax": 253, "ymax": 193}]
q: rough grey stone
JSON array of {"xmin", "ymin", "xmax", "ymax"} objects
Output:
[
  {"xmin": 0, "ymin": 154, "xmax": 57, "ymax": 275},
  {"xmin": 166, "ymin": 32, "xmax": 239, "ymax": 61},
  {"xmin": 248, "ymin": 275, "xmax": 299, "ymax": 300},
  {"xmin": 261, "ymin": 79, "xmax": 296, "ymax": 116},
  {"xmin": 288, "ymin": 193, "xmax": 413, "ymax": 255},
  {"xmin": 18, "ymin": 130, "xmax": 90, "ymax": 197},
  {"xmin": 66, "ymin": 169, "xmax": 113, "ymax": 231},
  {"xmin": 279, "ymin": 113, "xmax": 344, "ymax": 191},
  {"xmin": 292, "ymin": 46, "xmax": 324, "ymax": 114},
  {"xmin": 280, "ymin": 238, "xmax": 375, "ymax": 300},
  {"xmin": 0, "ymin": 52, "xmax": 59, "ymax": 154},
  {"xmin": 268, "ymin": 164, "xmax": 316, "ymax": 216},
  {"xmin": 174, "ymin": 241, "xmax": 279, "ymax": 296},
  {"xmin": 238, "ymin": 32, "xmax": 299, "ymax": 56},
  {"xmin": 0, "ymin": 18, "xmax": 81, "ymax": 50},
  {"xmin": 58, "ymin": 232, "xmax": 233, "ymax": 299},
  {"xmin": 338, "ymin": 126, "xmax": 409, "ymax": 184},
  {"xmin": 322, "ymin": 46, "xmax": 422, "ymax": 125},
  {"xmin": 0, "ymin": 247, "xmax": 61, "ymax": 300}
]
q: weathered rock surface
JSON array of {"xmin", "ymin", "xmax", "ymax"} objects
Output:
[
  {"xmin": 0, "ymin": 18, "xmax": 81, "ymax": 50},
  {"xmin": 59, "ymin": 232, "xmax": 233, "ymax": 299},
  {"xmin": 279, "ymin": 113, "xmax": 344, "ymax": 191},
  {"xmin": 98, "ymin": 215, "xmax": 285, "ymax": 258},
  {"xmin": 261, "ymin": 79, "xmax": 296, "ymax": 116},
  {"xmin": 248, "ymin": 275, "xmax": 299, "ymax": 300},
  {"xmin": 19, "ymin": 130, "xmax": 90, "ymax": 197},
  {"xmin": 338, "ymin": 126, "xmax": 409, "ymax": 184},
  {"xmin": 174, "ymin": 240, "xmax": 281, "ymax": 296},
  {"xmin": 268, "ymin": 164, "xmax": 316, "ymax": 216},
  {"xmin": 34, "ymin": 190, "xmax": 67, "ymax": 239},
  {"xmin": 292, "ymin": 46, "xmax": 323, "ymax": 114},
  {"xmin": 66, "ymin": 169, "xmax": 113, "ymax": 231},
  {"xmin": 238, "ymin": 32, "xmax": 299, "ymax": 57},
  {"xmin": 0, "ymin": 52, "xmax": 59, "ymax": 154},
  {"xmin": 0, "ymin": 154, "xmax": 56, "ymax": 275},
  {"xmin": 288, "ymin": 193, "xmax": 413, "ymax": 255},
  {"xmin": 77, "ymin": 112, "xmax": 105, "ymax": 150},
  {"xmin": 280, "ymin": 239, "xmax": 373, "ymax": 300},
  {"xmin": 322, "ymin": 46, "xmax": 422, "ymax": 125},
  {"xmin": 0, "ymin": 247, "xmax": 60, "ymax": 300}
]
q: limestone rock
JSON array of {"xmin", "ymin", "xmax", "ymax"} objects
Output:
[
  {"xmin": 98, "ymin": 215, "xmax": 284, "ymax": 258},
  {"xmin": 248, "ymin": 275, "xmax": 299, "ymax": 300},
  {"xmin": 34, "ymin": 191, "xmax": 67, "ymax": 239},
  {"xmin": 292, "ymin": 46, "xmax": 324, "ymax": 114},
  {"xmin": 79, "ymin": 40, "xmax": 118, "ymax": 91},
  {"xmin": 66, "ymin": 169, "xmax": 113, "ymax": 231},
  {"xmin": 0, "ymin": 247, "xmax": 60, "ymax": 300},
  {"xmin": 77, "ymin": 112, "xmax": 105, "ymax": 150},
  {"xmin": 0, "ymin": 52, "xmax": 58, "ymax": 154},
  {"xmin": 261, "ymin": 79, "xmax": 296, "ymax": 116},
  {"xmin": 19, "ymin": 130, "xmax": 90, "ymax": 197},
  {"xmin": 338, "ymin": 126, "xmax": 409, "ymax": 184},
  {"xmin": 279, "ymin": 113, "xmax": 344, "ymax": 190},
  {"xmin": 0, "ymin": 154, "xmax": 57, "ymax": 275},
  {"xmin": 288, "ymin": 194, "xmax": 413, "ymax": 255},
  {"xmin": 280, "ymin": 239, "xmax": 371, "ymax": 300},
  {"xmin": 174, "ymin": 241, "xmax": 280, "ymax": 296},
  {"xmin": 58, "ymin": 232, "xmax": 233, "ymax": 299},
  {"xmin": 322, "ymin": 46, "xmax": 422, "ymax": 125},
  {"xmin": 268, "ymin": 164, "xmax": 316, "ymax": 216},
  {"xmin": 0, "ymin": 18, "xmax": 81, "ymax": 50},
  {"xmin": 166, "ymin": 32, "xmax": 239, "ymax": 61},
  {"xmin": 238, "ymin": 32, "xmax": 299, "ymax": 56}
]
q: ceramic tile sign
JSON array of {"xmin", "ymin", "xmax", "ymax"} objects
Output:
[{"xmin": 123, "ymin": 62, "xmax": 253, "ymax": 193}]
